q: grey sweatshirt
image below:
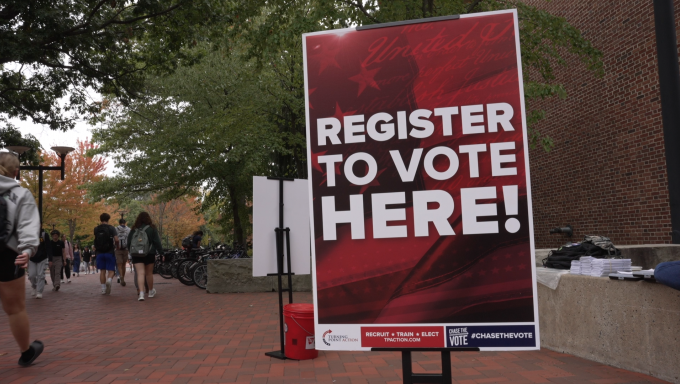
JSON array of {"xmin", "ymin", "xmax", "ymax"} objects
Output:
[{"xmin": 0, "ymin": 174, "xmax": 40, "ymax": 257}]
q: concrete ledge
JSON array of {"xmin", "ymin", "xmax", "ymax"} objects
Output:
[
  {"xmin": 538, "ymin": 274, "xmax": 680, "ymax": 383},
  {"xmin": 206, "ymin": 259, "xmax": 312, "ymax": 293}
]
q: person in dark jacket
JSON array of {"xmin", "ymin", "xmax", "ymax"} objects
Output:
[{"xmin": 127, "ymin": 212, "xmax": 163, "ymax": 301}]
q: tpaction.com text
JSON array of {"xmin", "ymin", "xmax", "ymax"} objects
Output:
[
  {"xmin": 316, "ymin": 102, "xmax": 524, "ymax": 241},
  {"xmin": 364, "ymin": 331, "xmax": 439, "ymax": 343}
]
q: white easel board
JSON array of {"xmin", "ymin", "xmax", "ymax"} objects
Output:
[{"xmin": 252, "ymin": 176, "xmax": 311, "ymax": 277}]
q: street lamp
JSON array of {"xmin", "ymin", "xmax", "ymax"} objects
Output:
[
  {"xmin": 10, "ymin": 145, "xmax": 76, "ymax": 223},
  {"xmin": 117, "ymin": 209, "xmax": 128, "ymax": 220}
]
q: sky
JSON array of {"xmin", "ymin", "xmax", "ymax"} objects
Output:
[{"xmin": 13, "ymin": 117, "xmax": 117, "ymax": 176}]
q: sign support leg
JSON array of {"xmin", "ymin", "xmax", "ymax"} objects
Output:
[
  {"xmin": 400, "ymin": 350, "xmax": 452, "ymax": 384},
  {"xmin": 265, "ymin": 177, "xmax": 295, "ymax": 360}
]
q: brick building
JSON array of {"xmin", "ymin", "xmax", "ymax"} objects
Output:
[{"xmin": 524, "ymin": 0, "xmax": 678, "ymax": 248}]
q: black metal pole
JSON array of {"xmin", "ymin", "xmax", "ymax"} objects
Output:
[
  {"xmin": 653, "ymin": 0, "xmax": 680, "ymax": 243},
  {"xmin": 285, "ymin": 228, "xmax": 293, "ymax": 304},
  {"xmin": 275, "ymin": 227, "xmax": 285, "ymax": 356},
  {"xmin": 38, "ymin": 169, "xmax": 43, "ymax": 224}
]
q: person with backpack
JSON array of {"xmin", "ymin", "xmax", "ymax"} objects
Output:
[
  {"xmin": 94, "ymin": 213, "xmax": 120, "ymax": 295},
  {"xmin": 128, "ymin": 212, "xmax": 163, "ymax": 301},
  {"xmin": 115, "ymin": 218, "xmax": 131, "ymax": 286},
  {"xmin": 28, "ymin": 228, "xmax": 50, "ymax": 299},
  {"xmin": 0, "ymin": 151, "xmax": 44, "ymax": 366}
]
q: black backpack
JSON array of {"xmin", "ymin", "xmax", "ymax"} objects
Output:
[
  {"xmin": 0, "ymin": 194, "xmax": 10, "ymax": 247},
  {"xmin": 94, "ymin": 225, "xmax": 114, "ymax": 252},
  {"xmin": 181, "ymin": 235, "xmax": 192, "ymax": 248},
  {"xmin": 542, "ymin": 243, "xmax": 610, "ymax": 269}
]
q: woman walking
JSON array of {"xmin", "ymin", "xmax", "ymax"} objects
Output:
[
  {"xmin": 128, "ymin": 212, "xmax": 163, "ymax": 301},
  {"xmin": 60, "ymin": 234, "xmax": 73, "ymax": 283},
  {"xmin": 0, "ymin": 151, "xmax": 44, "ymax": 366},
  {"xmin": 72, "ymin": 245, "xmax": 81, "ymax": 277}
]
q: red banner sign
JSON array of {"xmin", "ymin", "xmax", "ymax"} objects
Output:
[{"xmin": 304, "ymin": 9, "xmax": 539, "ymax": 351}]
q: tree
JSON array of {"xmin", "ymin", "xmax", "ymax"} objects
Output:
[
  {"xmin": 19, "ymin": 140, "xmax": 110, "ymax": 243},
  {"xmin": 228, "ymin": 0, "xmax": 603, "ymax": 151},
  {"xmin": 0, "ymin": 0, "xmax": 228, "ymax": 131},
  {"xmin": 0, "ymin": 125, "xmax": 41, "ymax": 165},
  {"xmin": 89, "ymin": 45, "xmax": 281, "ymax": 247}
]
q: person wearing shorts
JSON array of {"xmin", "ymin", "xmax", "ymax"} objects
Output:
[
  {"xmin": 115, "ymin": 219, "xmax": 131, "ymax": 286},
  {"xmin": 128, "ymin": 212, "xmax": 163, "ymax": 301},
  {"xmin": 94, "ymin": 214, "xmax": 119, "ymax": 295},
  {"xmin": 0, "ymin": 151, "xmax": 44, "ymax": 366}
]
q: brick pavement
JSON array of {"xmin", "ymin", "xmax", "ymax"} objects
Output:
[{"xmin": 0, "ymin": 271, "xmax": 669, "ymax": 384}]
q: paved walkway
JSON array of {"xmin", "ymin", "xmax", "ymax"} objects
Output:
[{"xmin": 0, "ymin": 271, "xmax": 668, "ymax": 384}]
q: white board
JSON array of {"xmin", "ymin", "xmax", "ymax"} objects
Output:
[{"xmin": 252, "ymin": 176, "xmax": 311, "ymax": 277}]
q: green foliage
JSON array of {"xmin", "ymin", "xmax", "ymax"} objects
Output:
[
  {"xmin": 0, "ymin": 124, "xmax": 41, "ymax": 165},
  {"xmin": 228, "ymin": 0, "xmax": 603, "ymax": 151},
  {"xmin": 0, "ymin": 0, "xmax": 228, "ymax": 131},
  {"xmin": 89, "ymin": 45, "xmax": 281, "ymax": 246}
]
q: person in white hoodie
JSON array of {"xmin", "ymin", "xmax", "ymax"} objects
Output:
[{"xmin": 0, "ymin": 151, "xmax": 44, "ymax": 366}]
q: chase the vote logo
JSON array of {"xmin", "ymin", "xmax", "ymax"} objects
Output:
[{"xmin": 448, "ymin": 327, "xmax": 469, "ymax": 346}]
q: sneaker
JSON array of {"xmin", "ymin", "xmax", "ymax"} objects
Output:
[
  {"xmin": 31, "ymin": 288, "xmax": 36, "ymax": 297},
  {"xmin": 101, "ymin": 288, "xmax": 106, "ymax": 295},
  {"xmin": 18, "ymin": 340, "xmax": 44, "ymax": 367},
  {"xmin": 138, "ymin": 292, "xmax": 145, "ymax": 301},
  {"xmin": 105, "ymin": 281, "xmax": 112, "ymax": 295},
  {"xmin": 36, "ymin": 293, "xmax": 42, "ymax": 299},
  {"xmin": 148, "ymin": 289, "xmax": 156, "ymax": 298},
  {"xmin": 61, "ymin": 280, "xmax": 65, "ymax": 284},
  {"xmin": 67, "ymin": 279, "xmax": 71, "ymax": 283}
]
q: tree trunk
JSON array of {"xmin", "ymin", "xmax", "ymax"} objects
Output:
[
  {"xmin": 68, "ymin": 218, "xmax": 76, "ymax": 243},
  {"xmin": 228, "ymin": 184, "xmax": 244, "ymax": 247},
  {"xmin": 423, "ymin": 0, "xmax": 434, "ymax": 17}
]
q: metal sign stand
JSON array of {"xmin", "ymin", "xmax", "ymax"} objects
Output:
[
  {"xmin": 372, "ymin": 348, "xmax": 479, "ymax": 384},
  {"xmin": 265, "ymin": 177, "xmax": 295, "ymax": 360}
]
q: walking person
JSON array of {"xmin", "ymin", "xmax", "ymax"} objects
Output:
[
  {"xmin": 60, "ymin": 234, "xmax": 73, "ymax": 283},
  {"xmin": 128, "ymin": 212, "xmax": 163, "ymax": 301},
  {"xmin": 94, "ymin": 214, "xmax": 119, "ymax": 295},
  {"xmin": 28, "ymin": 228, "xmax": 50, "ymax": 299},
  {"xmin": 0, "ymin": 151, "xmax": 44, "ymax": 366},
  {"xmin": 115, "ymin": 218, "xmax": 131, "ymax": 286},
  {"xmin": 48, "ymin": 230, "xmax": 66, "ymax": 291},
  {"xmin": 72, "ymin": 244, "xmax": 81, "ymax": 277},
  {"xmin": 82, "ymin": 247, "xmax": 92, "ymax": 274}
]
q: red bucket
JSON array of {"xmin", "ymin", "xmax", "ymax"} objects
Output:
[{"xmin": 283, "ymin": 303, "xmax": 318, "ymax": 360}]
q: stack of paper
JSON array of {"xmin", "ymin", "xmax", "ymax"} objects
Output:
[
  {"xmin": 570, "ymin": 261, "xmax": 581, "ymax": 275},
  {"xmin": 590, "ymin": 258, "xmax": 632, "ymax": 277},
  {"xmin": 579, "ymin": 256, "xmax": 594, "ymax": 276}
]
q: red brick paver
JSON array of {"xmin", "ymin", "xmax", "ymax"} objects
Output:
[{"xmin": 0, "ymin": 273, "xmax": 669, "ymax": 383}]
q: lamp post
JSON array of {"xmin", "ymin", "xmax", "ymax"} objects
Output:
[
  {"xmin": 7, "ymin": 145, "xmax": 75, "ymax": 224},
  {"xmin": 117, "ymin": 209, "xmax": 128, "ymax": 220}
]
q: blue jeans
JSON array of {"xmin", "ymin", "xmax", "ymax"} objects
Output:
[{"xmin": 655, "ymin": 261, "xmax": 680, "ymax": 291}]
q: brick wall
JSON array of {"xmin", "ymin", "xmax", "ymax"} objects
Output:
[{"xmin": 523, "ymin": 0, "xmax": 677, "ymax": 249}]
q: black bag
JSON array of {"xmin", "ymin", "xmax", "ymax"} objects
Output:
[
  {"xmin": 94, "ymin": 225, "xmax": 114, "ymax": 252},
  {"xmin": 0, "ymin": 194, "xmax": 10, "ymax": 247},
  {"xmin": 181, "ymin": 235, "xmax": 192, "ymax": 248},
  {"xmin": 542, "ymin": 243, "xmax": 611, "ymax": 269}
]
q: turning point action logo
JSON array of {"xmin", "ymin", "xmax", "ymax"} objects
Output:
[{"xmin": 323, "ymin": 330, "xmax": 358, "ymax": 346}]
